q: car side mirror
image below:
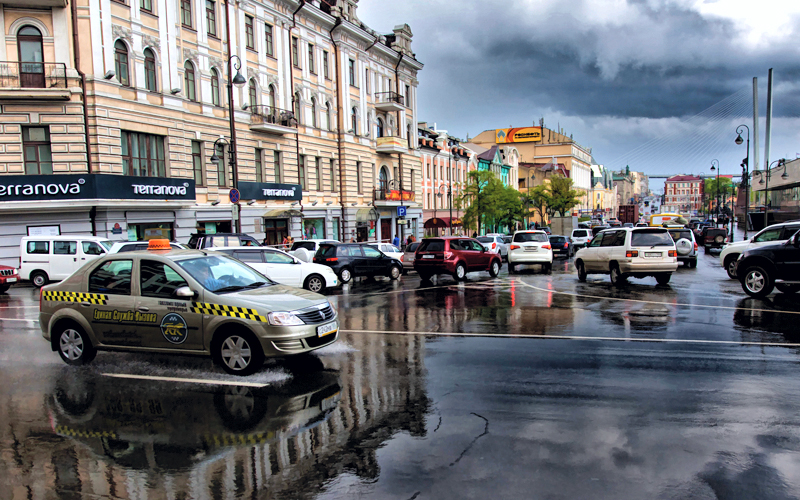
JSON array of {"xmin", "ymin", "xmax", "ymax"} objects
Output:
[
  {"xmin": 481, "ymin": 247, "xmax": 486, "ymax": 252},
  {"xmin": 174, "ymin": 286, "xmax": 197, "ymax": 299}
]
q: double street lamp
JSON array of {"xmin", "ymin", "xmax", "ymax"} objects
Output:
[
  {"xmin": 752, "ymin": 158, "xmax": 788, "ymax": 230},
  {"xmin": 735, "ymin": 125, "xmax": 750, "ymax": 239}
]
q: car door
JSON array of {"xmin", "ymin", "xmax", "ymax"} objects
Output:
[
  {"xmin": 345, "ymin": 245, "xmax": 366, "ymax": 276},
  {"xmin": 80, "ymin": 240, "xmax": 107, "ymax": 267},
  {"xmin": 82, "ymin": 258, "xmax": 136, "ymax": 346},
  {"xmin": 467, "ymin": 239, "xmax": 490, "ymax": 269},
  {"xmin": 51, "ymin": 240, "xmax": 80, "ymax": 279},
  {"xmin": 134, "ymin": 259, "xmax": 204, "ymax": 351},
  {"xmin": 232, "ymin": 249, "xmax": 269, "ymax": 277},
  {"xmin": 361, "ymin": 245, "xmax": 386, "ymax": 276},
  {"xmin": 263, "ymin": 249, "xmax": 304, "ymax": 287}
]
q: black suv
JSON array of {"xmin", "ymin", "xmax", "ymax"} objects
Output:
[
  {"xmin": 701, "ymin": 227, "xmax": 728, "ymax": 252},
  {"xmin": 736, "ymin": 230, "xmax": 800, "ymax": 298},
  {"xmin": 187, "ymin": 233, "xmax": 261, "ymax": 249},
  {"xmin": 313, "ymin": 242, "xmax": 402, "ymax": 284}
]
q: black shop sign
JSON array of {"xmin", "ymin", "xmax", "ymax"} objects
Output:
[
  {"xmin": 0, "ymin": 174, "xmax": 196, "ymax": 201},
  {"xmin": 238, "ymin": 182, "xmax": 303, "ymax": 201}
]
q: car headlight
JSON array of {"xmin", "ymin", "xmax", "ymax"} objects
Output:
[{"xmin": 268, "ymin": 312, "xmax": 304, "ymax": 326}]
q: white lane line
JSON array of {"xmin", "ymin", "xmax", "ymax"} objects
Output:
[
  {"xmin": 514, "ymin": 279, "xmax": 800, "ymax": 315},
  {"xmin": 0, "ymin": 318, "xmax": 39, "ymax": 322},
  {"xmin": 0, "ymin": 306, "xmax": 40, "ymax": 309},
  {"xmin": 340, "ymin": 329, "xmax": 800, "ymax": 348},
  {"xmin": 102, "ymin": 373, "xmax": 268, "ymax": 388}
]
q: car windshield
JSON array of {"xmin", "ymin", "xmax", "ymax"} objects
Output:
[
  {"xmin": 668, "ymin": 230, "xmax": 692, "ymax": 241},
  {"xmin": 514, "ymin": 233, "xmax": 548, "ymax": 243},
  {"xmin": 550, "ymin": 237, "xmax": 566, "ymax": 244},
  {"xmin": 316, "ymin": 244, "xmax": 337, "ymax": 258},
  {"xmin": 177, "ymin": 255, "xmax": 272, "ymax": 293},
  {"xmin": 292, "ymin": 241, "xmax": 316, "ymax": 251},
  {"xmin": 99, "ymin": 240, "xmax": 113, "ymax": 250},
  {"xmin": 631, "ymin": 230, "xmax": 674, "ymax": 247},
  {"xmin": 573, "ymin": 230, "xmax": 588, "ymax": 237}
]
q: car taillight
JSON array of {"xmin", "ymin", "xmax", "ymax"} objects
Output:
[
  {"xmin": 694, "ymin": 242, "xmax": 698, "ymax": 251},
  {"xmin": 626, "ymin": 250, "xmax": 639, "ymax": 258},
  {"xmin": 326, "ymin": 257, "xmax": 338, "ymax": 262},
  {"xmin": 669, "ymin": 250, "xmax": 677, "ymax": 257},
  {"xmin": 444, "ymin": 251, "xmax": 453, "ymax": 260},
  {"xmin": 491, "ymin": 242, "xmax": 496, "ymax": 249},
  {"xmin": 564, "ymin": 243, "xmax": 569, "ymax": 249},
  {"xmin": 542, "ymin": 244, "xmax": 551, "ymax": 250},
  {"xmin": 400, "ymin": 255, "xmax": 403, "ymax": 261},
  {"xmin": 509, "ymin": 244, "xmax": 520, "ymax": 250}
]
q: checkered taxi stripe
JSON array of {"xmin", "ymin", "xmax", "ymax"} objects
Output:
[
  {"xmin": 191, "ymin": 302, "xmax": 268, "ymax": 322},
  {"xmin": 55, "ymin": 425, "xmax": 117, "ymax": 439},
  {"xmin": 205, "ymin": 431, "xmax": 277, "ymax": 447},
  {"xmin": 42, "ymin": 291, "xmax": 108, "ymax": 305}
]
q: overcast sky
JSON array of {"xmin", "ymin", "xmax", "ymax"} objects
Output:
[{"xmin": 358, "ymin": 0, "xmax": 800, "ymax": 183}]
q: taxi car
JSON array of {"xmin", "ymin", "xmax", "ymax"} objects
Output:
[{"xmin": 39, "ymin": 240, "xmax": 338, "ymax": 375}]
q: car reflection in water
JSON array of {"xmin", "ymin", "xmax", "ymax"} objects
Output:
[{"xmin": 47, "ymin": 366, "xmax": 341, "ymax": 474}]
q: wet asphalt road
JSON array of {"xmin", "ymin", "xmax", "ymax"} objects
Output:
[{"xmin": 3, "ymin": 229, "xmax": 800, "ymax": 499}]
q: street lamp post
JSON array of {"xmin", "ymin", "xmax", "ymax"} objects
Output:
[
  {"xmin": 735, "ymin": 125, "xmax": 750, "ymax": 239},
  {"xmin": 710, "ymin": 159, "xmax": 720, "ymax": 228},
  {"xmin": 222, "ymin": 1, "xmax": 247, "ymax": 232},
  {"xmin": 752, "ymin": 158, "xmax": 788, "ymax": 230}
]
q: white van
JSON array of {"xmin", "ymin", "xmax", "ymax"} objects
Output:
[{"xmin": 20, "ymin": 235, "xmax": 113, "ymax": 287}]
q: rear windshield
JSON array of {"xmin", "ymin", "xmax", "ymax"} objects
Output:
[
  {"xmin": 476, "ymin": 237, "xmax": 494, "ymax": 243},
  {"xmin": 292, "ymin": 242, "xmax": 316, "ymax": 251},
  {"xmin": 513, "ymin": 233, "xmax": 548, "ymax": 243},
  {"xmin": 631, "ymin": 230, "xmax": 674, "ymax": 247},
  {"xmin": 406, "ymin": 242, "xmax": 420, "ymax": 252},
  {"xmin": 316, "ymin": 244, "xmax": 337, "ymax": 258},
  {"xmin": 668, "ymin": 230, "xmax": 692, "ymax": 241},
  {"xmin": 573, "ymin": 230, "xmax": 588, "ymax": 237},
  {"xmin": 549, "ymin": 236, "xmax": 566, "ymax": 244},
  {"xmin": 418, "ymin": 239, "xmax": 445, "ymax": 252}
]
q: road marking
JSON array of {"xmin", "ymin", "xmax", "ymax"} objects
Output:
[
  {"xmin": 514, "ymin": 279, "xmax": 800, "ymax": 315},
  {"xmin": 340, "ymin": 329, "xmax": 800, "ymax": 348},
  {"xmin": 0, "ymin": 318, "xmax": 39, "ymax": 322},
  {"xmin": 102, "ymin": 373, "xmax": 268, "ymax": 388}
]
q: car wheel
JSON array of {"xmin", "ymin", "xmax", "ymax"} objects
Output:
[
  {"xmin": 576, "ymin": 260, "xmax": 587, "ymax": 282},
  {"xmin": 303, "ymin": 274, "xmax": 325, "ymax": 293},
  {"xmin": 389, "ymin": 265, "xmax": 401, "ymax": 280},
  {"xmin": 724, "ymin": 255, "xmax": 739, "ymax": 279},
  {"xmin": 508, "ymin": 263, "xmax": 516, "ymax": 274},
  {"xmin": 454, "ymin": 263, "xmax": 467, "ymax": 281},
  {"xmin": 655, "ymin": 273, "xmax": 671, "ymax": 285},
  {"xmin": 213, "ymin": 385, "xmax": 269, "ymax": 432},
  {"xmin": 610, "ymin": 264, "xmax": 626, "ymax": 287},
  {"xmin": 214, "ymin": 330, "xmax": 264, "ymax": 376},
  {"xmin": 338, "ymin": 267, "xmax": 352, "ymax": 284},
  {"xmin": 57, "ymin": 323, "xmax": 96, "ymax": 365},
  {"xmin": 0, "ymin": 285, "xmax": 9, "ymax": 294},
  {"xmin": 741, "ymin": 266, "xmax": 774, "ymax": 298},
  {"xmin": 489, "ymin": 260, "xmax": 500, "ymax": 277},
  {"xmin": 31, "ymin": 271, "xmax": 48, "ymax": 288},
  {"xmin": 776, "ymin": 283, "xmax": 800, "ymax": 294},
  {"xmin": 688, "ymin": 259, "xmax": 698, "ymax": 269}
]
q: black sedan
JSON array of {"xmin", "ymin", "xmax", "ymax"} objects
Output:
[
  {"xmin": 313, "ymin": 242, "xmax": 402, "ymax": 284},
  {"xmin": 549, "ymin": 235, "xmax": 574, "ymax": 258}
]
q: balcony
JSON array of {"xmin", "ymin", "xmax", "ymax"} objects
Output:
[
  {"xmin": 0, "ymin": 62, "xmax": 70, "ymax": 100},
  {"xmin": 0, "ymin": 0, "xmax": 67, "ymax": 5},
  {"xmin": 374, "ymin": 91, "xmax": 405, "ymax": 112},
  {"xmin": 376, "ymin": 136, "xmax": 408, "ymax": 154},
  {"xmin": 249, "ymin": 106, "xmax": 298, "ymax": 135}
]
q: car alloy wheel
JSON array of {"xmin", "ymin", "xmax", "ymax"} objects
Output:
[
  {"xmin": 743, "ymin": 267, "xmax": 773, "ymax": 298},
  {"xmin": 339, "ymin": 268, "xmax": 352, "ymax": 284},
  {"xmin": 390, "ymin": 266, "xmax": 401, "ymax": 280},
  {"xmin": 725, "ymin": 257, "xmax": 738, "ymax": 279},
  {"xmin": 489, "ymin": 260, "xmax": 500, "ymax": 277},
  {"xmin": 31, "ymin": 271, "xmax": 48, "ymax": 288},
  {"xmin": 455, "ymin": 263, "xmax": 466, "ymax": 281},
  {"xmin": 216, "ymin": 332, "xmax": 264, "ymax": 376},
  {"xmin": 305, "ymin": 275, "xmax": 324, "ymax": 293},
  {"xmin": 57, "ymin": 326, "xmax": 96, "ymax": 365},
  {"xmin": 610, "ymin": 265, "xmax": 626, "ymax": 287}
]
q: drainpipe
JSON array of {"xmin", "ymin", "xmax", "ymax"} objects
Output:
[
  {"xmin": 325, "ymin": 17, "xmax": 345, "ymax": 241},
  {"xmin": 72, "ymin": 0, "xmax": 96, "ymax": 235},
  {"xmin": 290, "ymin": 1, "xmax": 306, "ymax": 234},
  {"xmin": 394, "ymin": 53, "xmax": 405, "ymax": 241}
]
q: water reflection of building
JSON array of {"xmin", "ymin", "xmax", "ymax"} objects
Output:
[{"xmin": 4, "ymin": 332, "xmax": 428, "ymax": 498}]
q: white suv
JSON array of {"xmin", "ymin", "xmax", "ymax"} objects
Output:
[
  {"xmin": 570, "ymin": 228, "xmax": 592, "ymax": 248},
  {"xmin": 508, "ymin": 230, "xmax": 553, "ymax": 273},
  {"xmin": 719, "ymin": 221, "xmax": 800, "ymax": 278},
  {"xmin": 574, "ymin": 227, "xmax": 678, "ymax": 286}
]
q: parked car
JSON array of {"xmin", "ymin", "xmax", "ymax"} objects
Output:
[
  {"xmin": 591, "ymin": 225, "xmax": 610, "ymax": 237},
  {"xmin": 414, "ymin": 237, "xmax": 502, "ymax": 281},
  {"xmin": 214, "ymin": 246, "xmax": 339, "ymax": 293},
  {"xmin": 571, "ymin": 228, "xmax": 592, "ymax": 248},
  {"xmin": 476, "ymin": 235, "xmax": 509, "ymax": 260},
  {"xmin": 574, "ymin": 227, "xmax": 678, "ymax": 286},
  {"xmin": 540, "ymin": 227, "xmax": 552, "ymax": 235},
  {"xmin": 701, "ymin": 227, "xmax": 729, "ymax": 252},
  {"xmin": 719, "ymin": 221, "xmax": 800, "ymax": 279},
  {"xmin": 20, "ymin": 235, "xmax": 113, "ymax": 288},
  {"xmin": 290, "ymin": 239, "xmax": 339, "ymax": 262},
  {"xmin": 635, "ymin": 223, "xmax": 649, "ymax": 228},
  {"xmin": 109, "ymin": 241, "xmax": 186, "ymax": 253},
  {"xmin": 187, "ymin": 233, "xmax": 261, "ymax": 249},
  {"xmin": 623, "ymin": 222, "xmax": 634, "ymax": 228},
  {"xmin": 693, "ymin": 223, "xmax": 712, "ymax": 241},
  {"xmin": 366, "ymin": 242, "xmax": 403, "ymax": 261},
  {"xmin": 313, "ymin": 242, "xmax": 402, "ymax": 284},
  {"xmin": 403, "ymin": 241, "xmax": 420, "ymax": 273},
  {"xmin": 39, "ymin": 241, "xmax": 338, "ymax": 375},
  {"xmin": 549, "ymin": 235, "xmax": 574, "ymax": 258},
  {"xmin": 0, "ymin": 265, "xmax": 19, "ymax": 293},
  {"xmin": 736, "ymin": 230, "xmax": 800, "ymax": 298},
  {"xmin": 665, "ymin": 226, "xmax": 698, "ymax": 268},
  {"xmin": 507, "ymin": 230, "xmax": 553, "ymax": 273}
]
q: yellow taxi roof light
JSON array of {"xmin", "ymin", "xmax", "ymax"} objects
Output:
[{"xmin": 147, "ymin": 239, "xmax": 172, "ymax": 251}]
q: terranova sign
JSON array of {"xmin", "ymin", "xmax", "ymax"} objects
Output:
[{"xmin": 0, "ymin": 174, "xmax": 195, "ymax": 202}]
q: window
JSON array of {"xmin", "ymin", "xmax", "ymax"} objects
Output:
[
  {"xmin": 114, "ymin": 40, "xmax": 130, "ymax": 86},
  {"xmin": 27, "ymin": 241, "xmax": 49, "ymax": 254},
  {"xmin": 192, "ymin": 141, "xmax": 203, "ymax": 186},
  {"xmin": 363, "ymin": 246, "xmax": 381, "ymax": 258},
  {"xmin": 144, "ymin": 48, "xmax": 157, "ymax": 92},
  {"xmin": 330, "ymin": 159, "xmax": 336, "ymax": 192},
  {"xmin": 265, "ymin": 24, "xmax": 274, "ymax": 57},
  {"xmin": 268, "ymin": 85, "xmax": 276, "ymax": 112},
  {"xmin": 245, "ymin": 15, "xmax": 255, "ymax": 49},
  {"xmin": 210, "ymin": 68, "xmax": 220, "ymax": 106},
  {"xmin": 310, "ymin": 98, "xmax": 317, "ymax": 128},
  {"xmin": 308, "ymin": 43, "xmax": 315, "ymax": 73},
  {"xmin": 22, "ymin": 127, "xmax": 52, "ymax": 175},
  {"xmin": 323, "ymin": 102, "xmax": 331, "ymax": 131},
  {"xmin": 121, "ymin": 131, "xmax": 165, "ymax": 177},
  {"xmin": 294, "ymin": 92, "xmax": 302, "ymax": 125},
  {"xmin": 379, "ymin": 167, "xmax": 389, "ymax": 192},
  {"xmin": 376, "ymin": 117, "xmax": 384, "ymax": 138},
  {"xmin": 184, "ymin": 61, "xmax": 196, "ymax": 101},
  {"xmin": 18, "ymin": 26, "xmax": 43, "ymax": 88},
  {"xmin": 89, "ymin": 260, "xmax": 132, "ymax": 296},
  {"xmin": 299, "ymin": 155, "xmax": 306, "ymax": 190},
  {"xmin": 181, "ymin": 0, "xmax": 192, "ymax": 27},
  {"xmin": 274, "ymin": 151, "xmax": 282, "ymax": 183},
  {"xmin": 351, "ymin": 107, "xmax": 357, "ymax": 134},
  {"xmin": 754, "ymin": 228, "xmax": 783, "ymax": 243},
  {"xmin": 140, "ymin": 260, "xmax": 188, "ymax": 299},
  {"xmin": 314, "ymin": 157, "xmax": 321, "ymax": 191},
  {"xmin": 405, "ymin": 84, "xmax": 411, "ymax": 108},
  {"xmin": 206, "ymin": 0, "xmax": 216, "ymax": 37},
  {"xmin": 82, "ymin": 241, "xmax": 105, "ymax": 255},
  {"xmin": 323, "ymin": 50, "xmax": 329, "ymax": 79},
  {"xmin": 233, "ymin": 250, "xmax": 263, "ymax": 263},
  {"xmin": 53, "ymin": 241, "xmax": 77, "ymax": 255},
  {"xmin": 216, "ymin": 143, "xmax": 226, "ymax": 186},
  {"xmin": 141, "ymin": 0, "xmax": 153, "ymax": 12},
  {"xmin": 357, "ymin": 161, "xmax": 362, "ymax": 194},
  {"xmin": 348, "ymin": 59, "xmax": 356, "ymax": 86},
  {"xmin": 264, "ymin": 250, "xmax": 295, "ymax": 264},
  {"xmin": 255, "ymin": 148, "xmax": 263, "ymax": 183},
  {"xmin": 248, "ymin": 78, "xmax": 258, "ymax": 108},
  {"xmin": 292, "ymin": 37, "xmax": 300, "ymax": 68}
]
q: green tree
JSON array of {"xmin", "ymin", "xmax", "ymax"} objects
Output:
[
  {"xmin": 459, "ymin": 170, "xmax": 501, "ymax": 234},
  {"xmin": 545, "ymin": 174, "xmax": 581, "ymax": 218},
  {"xmin": 704, "ymin": 177, "xmax": 735, "ymax": 211},
  {"xmin": 524, "ymin": 184, "xmax": 551, "ymax": 226},
  {"xmin": 490, "ymin": 184, "xmax": 524, "ymax": 231}
]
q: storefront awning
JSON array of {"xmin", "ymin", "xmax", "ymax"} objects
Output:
[
  {"xmin": 424, "ymin": 217, "xmax": 448, "ymax": 229},
  {"xmin": 263, "ymin": 208, "xmax": 303, "ymax": 219},
  {"xmin": 355, "ymin": 207, "xmax": 380, "ymax": 223}
]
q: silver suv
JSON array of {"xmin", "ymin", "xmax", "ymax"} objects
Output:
[
  {"xmin": 477, "ymin": 235, "xmax": 508, "ymax": 260},
  {"xmin": 665, "ymin": 226, "xmax": 698, "ymax": 268}
]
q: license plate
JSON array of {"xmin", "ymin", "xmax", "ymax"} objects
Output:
[
  {"xmin": 422, "ymin": 254, "xmax": 435, "ymax": 259},
  {"xmin": 317, "ymin": 321, "xmax": 338, "ymax": 337},
  {"xmin": 645, "ymin": 252, "xmax": 661, "ymax": 257},
  {"xmin": 525, "ymin": 247, "xmax": 538, "ymax": 252},
  {"xmin": 5, "ymin": 278, "xmax": 16, "ymax": 283}
]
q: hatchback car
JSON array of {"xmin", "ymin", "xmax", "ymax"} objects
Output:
[
  {"xmin": 39, "ymin": 240, "xmax": 338, "ymax": 376},
  {"xmin": 665, "ymin": 226, "xmax": 698, "ymax": 268},
  {"xmin": 549, "ymin": 235, "xmax": 574, "ymax": 258},
  {"xmin": 414, "ymin": 237, "xmax": 502, "ymax": 281},
  {"xmin": 476, "ymin": 235, "xmax": 508, "ymax": 260},
  {"xmin": 403, "ymin": 241, "xmax": 420, "ymax": 273},
  {"xmin": 313, "ymin": 243, "xmax": 402, "ymax": 283},
  {"xmin": 290, "ymin": 239, "xmax": 339, "ymax": 262},
  {"xmin": 508, "ymin": 231, "xmax": 553, "ymax": 273},
  {"xmin": 214, "ymin": 247, "xmax": 338, "ymax": 293}
]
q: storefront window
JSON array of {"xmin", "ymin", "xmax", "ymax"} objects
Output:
[
  {"xmin": 331, "ymin": 217, "xmax": 340, "ymax": 241},
  {"xmin": 127, "ymin": 222, "xmax": 173, "ymax": 241},
  {"xmin": 303, "ymin": 219, "xmax": 324, "ymax": 239},
  {"xmin": 195, "ymin": 221, "xmax": 232, "ymax": 235},
  {"xmin": 263, "ymin": 219, "xmax": 288, "ymax": 246}
]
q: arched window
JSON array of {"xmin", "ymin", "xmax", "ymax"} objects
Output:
[
  {"xmin": 268, "ymin": 85, "xmax": 276, "ymax": 112},
  {"xmin": 324, "ymin": 102, "xmax": 331, "ymax": 131},
  {"xmin": 143, "ymin": 48, "xmax": 157, "ymax": 92},
  {"xmin": 210, "ymin": 68, "xmax": 220, "ymax": 106},
  {"xmin": 114, "ymin": 40, "xmax": 130, "ymax": 87},
  {"xmin": 379, "ymin": 166, "xmax": 389, "ymax": 192},
  {"xmin": 376, "ymin": 117, "xmax": 384, "ymax": 138},
  {"xmin": 248, "ymin": 78, "xmax": 257, "ymax": 108},
  {"xmin": 184, "ymin": 61, "xmax": 196, "ymax": 101},
  {"xmin": 18, "ymin": 26, "xmax": 44, "ymax": 88},
  {"xmin": 351, "ymin": 107, "xmax": 358, "ymax": 135},
  {"xmin": 293, "ymin": 92, "xmax": 302, "ymax": 124},
  {"xmin": 310, "ymin": 98, "xmax": 317, "ymax": 128},
  {"xmin": 407, "ymin": 123, "xmax": 413, "ymax": 148}
]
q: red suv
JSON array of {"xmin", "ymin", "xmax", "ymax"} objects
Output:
[{"xmin": 414, "ymin": 237, "xmax": 502, "ymax": 281}]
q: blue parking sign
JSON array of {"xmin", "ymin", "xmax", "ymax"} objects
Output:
[{"xmin": 397, "ymin": 206, "xmax": 407, "ymax": 217}]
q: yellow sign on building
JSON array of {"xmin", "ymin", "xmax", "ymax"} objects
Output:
[{"xmin": 496, "ymin": 127, "xmax": 542, "ymax": 144}]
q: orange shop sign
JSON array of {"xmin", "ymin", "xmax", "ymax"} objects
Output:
[
  {"xmin": 496, "ymin": 127, "xmax": 542, "ymax": 144},
  {"xmin": 386, "ymin": 190, "xmax": 414, "ymax": 201}
]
